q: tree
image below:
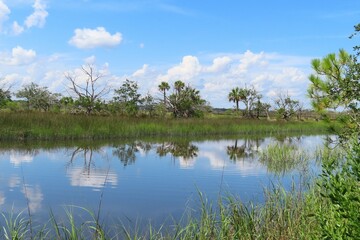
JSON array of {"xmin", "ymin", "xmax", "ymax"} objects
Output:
[
  {"xmin": 308, "ymin": 49, "xmax": 359, "ymax": 135},
  {"xmin": 308, "ymin": 26, "xmax": 360, "ymax": 239},
  {"xmin": 65, "ymin": 64, "xmax": 110, "ymax": 114},
  {"xmin": 0, "ymin": 89, "xmax": 11, "ymax": 108},
  {"xmin": 274, "ymin": 93, "xmax": 299, "ymax": 120},
  {"xmin": 167, "ymin": 81, "xmax": 207, "ymax": 118},
  {"xmin": 228, "ymin": 87, "xmax": 242, "ymax": 111},
  {"xmin": 113, "ymin": 79, "xmax": 143, "ymax": 116},
  {"xmin": 252, "ymin": 95, "xmax": 271, "ymax": 119},
  {"xmin": 174, "ymin": 80, "xmax": 185, "ymax": 95},
  {"xmin": 238, "ymin": 85, "xmax": 261, "ymax": 118},
  {"xmin": 0, "ymin": 80, "xmax": 12, "ymax": 108},
  {"xmin": 158, "ymin": 81, "xmax": 170, "ymax": 105},
  {"xmin": 16, "ymin": 82, "xmax": 60, "ymax": 111}
]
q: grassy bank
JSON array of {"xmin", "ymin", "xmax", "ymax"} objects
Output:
[{"xmin": 0, "ymin": 112, "xmax": 329, "ymax": 140}]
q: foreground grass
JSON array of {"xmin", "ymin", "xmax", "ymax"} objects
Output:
[
  {"xmin": 0, "ymin": 184, "xmax": 323, "ymax": 240},
  {"xmin": 0, "ymin": 112, "xmax": 328, "ymax": 140}
]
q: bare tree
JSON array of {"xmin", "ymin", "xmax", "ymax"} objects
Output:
[
  {"xmin": 65, "ymin": 64, "xmax": 110, "ymax": 114},
  {"xmin": 274, "ymin": 92, "xmax": 300, "ymax": 121}
]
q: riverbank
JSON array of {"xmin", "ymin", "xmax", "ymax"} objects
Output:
[{"xmin": 0, "ymin": 112, "xmax": 329, "ymax": 140}]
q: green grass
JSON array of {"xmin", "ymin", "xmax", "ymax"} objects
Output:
[
  {"xmin": 259, "ymin": 143, "xmax": 310, "ymax": 175},
  {"xmin": 0, "ymin": 112, "xmax": 329, "ymax": 140},
  {"xmin": 0, "ymin": 184, "xmax": 323, "ymax": 240}
]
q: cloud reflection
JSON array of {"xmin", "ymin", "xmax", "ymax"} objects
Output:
[
  {"xmin": 9, "ymin": 150, "xmax": 34, "ymax": 166},
  {"xmin": 21, "ymin": 185, "xmax": 43, "ymax": 213},
  {"xmin": 67, "ymin": 167, "xmax": 117, "ymax": 189}
]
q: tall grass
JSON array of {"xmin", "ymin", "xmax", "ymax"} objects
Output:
[
  {"xmin": 0, "ymin": 112, "xmax": 328, "ymax": 140},
  {"xmin": 0, "ymin": 183, "xmax": 322, "ymax": 239}
]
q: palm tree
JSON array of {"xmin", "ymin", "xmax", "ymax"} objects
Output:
[
  {"xmin": 158, "ymin": 81, "xmax": 170, "ymax": 105},
  {"xmin": 174, "ymin": 80, "xmax": 185, "ymax": 95},
  {"xmin": 228, "ymin": 87, "xmax": 242, "ymax": 111}
]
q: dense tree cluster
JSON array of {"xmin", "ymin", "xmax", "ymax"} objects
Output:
[{"xmin": 1, "ymin": 64, "xmax": 306, "ymax": 119}]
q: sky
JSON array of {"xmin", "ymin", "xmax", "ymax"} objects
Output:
[{"xmin": 0, "ymin": 0, "xmax": 359, "ymax": 108}]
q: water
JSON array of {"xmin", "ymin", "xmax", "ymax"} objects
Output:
[{"xmin": 0, "ymin": 135, "xmax": 326, "ymax": 225}]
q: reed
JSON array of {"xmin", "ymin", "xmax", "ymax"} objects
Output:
[
  {"xmin": 0, "ymin": 112, "xmax": 328, "ymax": 140},
  {"xmin": 0, "ymin": 183, "xmax": 323, "ymax": 239}
]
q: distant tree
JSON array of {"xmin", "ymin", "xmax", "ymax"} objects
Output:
[
  {"xmin": 228, "ymin": 87, "xmax": 242, "ymax": 111},
  {"xmin": 238, "ymin": 85, "xmax": 261, "ymax": 118},
  {"xmin": 113, "ymin": 79, "xmax": 143, "ymax": 116},
  {"xmin": 16, "ymin": 82, "xmax": 60, "ymax": 111},
  {"xmin": 167, "ymin": 81, "xmax": 207, "ymax": 118},
  {"xmin": 0, "ymin": 89, "xmax": 11, "ymax": 108},
  {"xmin": 158, "ymin": 81, "xmax": 170, "ymax": 105},
  {"xmin": 60, "ymin": 96, "xmax": 74, "ymax": 112},
  {"xmin": 174, "ymin": 80, "xmax": 185, "ymax": 95},
  {"xmin": 252, "ymin": 95, "xmax": 271, "ymax": 119},
  {"xmin": 65, "ymin": 64, "xmax": 110, "ymax": 114},
  {"xmin": 0, "ymin": 80, "xmax": 12, "ymax": 108},
  {"xmin": 274, "ymin": 93, "xmax": 299, "ymax": 120}
]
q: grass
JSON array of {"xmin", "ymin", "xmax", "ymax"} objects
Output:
[
  {"xmin": 259, "ymin": 143, "xmax": 310, "ymax": 175},
  {"xmin": 0, "ymin": 112, "xmax": 329, "ymax": 140},
  {"xmin": 0, "ymin": 183, "xmax": 322, "ymax": 240}
]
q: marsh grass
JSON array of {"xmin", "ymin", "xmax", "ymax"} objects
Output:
[
  {"xmin": 0, "ymin": 182, "xmax": 323, "ymax": 240},
  {"xmin": 259, "ymin": 143, "xmax": 310, "ymax": 174},
  {"xmin": 0, "ymin": 112, "xmax": 327, "ymax": 140}
]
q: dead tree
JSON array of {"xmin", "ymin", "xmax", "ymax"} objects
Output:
[{"xmin": 65, "ymin": 64, "xmax": 110, "ymax": 114}]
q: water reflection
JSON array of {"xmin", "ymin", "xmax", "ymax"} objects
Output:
[
  {"xmin": 226, "ymin": 139, "xmax": 263, "ymax": 161},
  {"xmin": 66, "ymin": 146, "xmax": 117, "ymax": 189},
  {"xmin": 9, "ymin": 149, "xmax": 38, "ymax": 167},
  {"xmin": 0, "ymin": 135, "xmax": 327, "ymax": 223},
  {"xmin": 113, "ymin": 141, "xmax": 152, "ymax": 167}
]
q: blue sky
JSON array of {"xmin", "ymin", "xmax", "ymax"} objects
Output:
[{"xmin": 0, "ymin": 0, "xmax": 359, "ymax": 108}]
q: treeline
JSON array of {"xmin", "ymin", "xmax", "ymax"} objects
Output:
[{"xmin": 1, "ymin": 66, "xmax": 311, "ymax": 120}]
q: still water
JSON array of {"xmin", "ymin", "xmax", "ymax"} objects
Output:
[{"xmin": 0, "ymin": 135, "xmax": 326, "ymax": 225}]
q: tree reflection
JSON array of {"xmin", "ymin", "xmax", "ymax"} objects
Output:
[
  {"xmin": 227, "ymin": 138, "xmax": 263, "ymax": 161},
  {"xmin": 156, "ymin": 141, "xmax": 198, "ymax": 161},
  {"xmin": 66, "ymin": 145, "xmax": 106, "ymax": 175},
  {"xmin": 112, "ymin": 141, "xmax": 152, "ymax": 167},
  {"xmin": 66, "ymin": 145, "xmax": 117, "ymax": 188}
]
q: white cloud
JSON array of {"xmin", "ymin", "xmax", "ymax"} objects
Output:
[
  {"xmin": 132, "ymin": 64, "xmax": 148, "ymax": 78},
  {"xmin": 139, "ymin": 43, "xmax": 145, "ymax": 48},
  {"xmin": 84, "ymin": 55, "xmax": 96, "ymax": 64},
  {"xmin": 12, "ymin": 21, "xmax": 24, "ymax": 35},
  {"xmin": 24, "ymin": 0, "xmax": 48, "ymax": 28},
  {"xmin": 8, "ymin": 46, "xmax": 37, "ymax": 65},
  {"xmin": 158, "ymin": 55, "xmax": 201, "ymax": 83},
  {"xmin": 0, "ymin": 0, "xmax": 10, "ymax": 31},
  {"xmin": 203, "ymin": 56, "xmax": 232, "ymax": 73},
  {"xmin": 69, "ymin": 27, "xmax": 122, "ymax": 49}
]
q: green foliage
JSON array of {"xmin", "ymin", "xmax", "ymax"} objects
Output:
[
  {"xmin": 0, "ymin": 88, "xmax": 11, "ymax": 108},
  {"xmin": 114, "ymin": 79, "xmax": 143, "ymax": 116},
  {"xmin": 16, "ymin": 82, "xmax": 60, "ymax": 111},
  {"xmin": 259, "ymin": 143, "xmax": 309, "ymax": 175},
  {"xmin": 308, "ymin": 25, "xmax": 360, "ymax": 240},
  {"xmin": 274, "ymin": 93, "xmax": 300, "ymax": 121},
  {"xmin": 167, "ymin": 81, "xmax": 207, "ymax": 118}
]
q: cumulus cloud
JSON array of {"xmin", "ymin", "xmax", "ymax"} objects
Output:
[
  {"xmin": 7, "ymin": 46, "xmax": 37, "ymax": 65},
  {"xmin": 0, "ymin": 0, "xmax": 10, "ymax": 31},
  {"xmin": 24, "ymin": 0, "xmax": 48, "ymax": 28},
  {"xmin": 132, "ymin": 64, "xmax": 148, "ymax": 78},
  {"xmin": 69, "ymin": 27, "xmax": 122, "ymax": 49},
  {"xmin": 203, "ymin": 56, "xmax": 232, "ymax": 73},
  {"xmin": 12, "ymin": 21, "xmax": 24, "ymax": 35}
]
